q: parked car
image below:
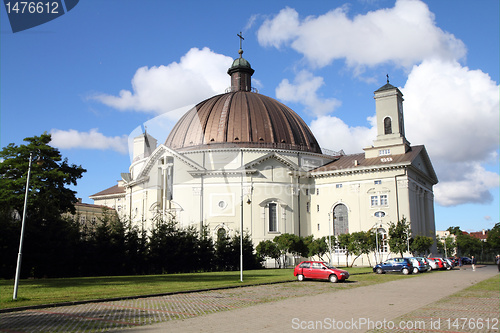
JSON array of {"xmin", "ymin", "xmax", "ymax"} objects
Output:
[
  {"xmin": 373, "ymin": 258, "xmax": 413, "ymax": 275},
  {"xmin": 418, "ymin": 257, "xmax": 432, "ymax": 271},
  {"xmin": 461, "ymin": 257, "xmax": 472, "ymax": 265},
  {"xmin": 294, "ymin": 261, "xmax": 349, "ymax": 283},
  {"xmin": 426, "ymin": 258, "xmax": 438, "ymax": 271},
  {"xmin": 429, "ymin": 257, "xmax": 446, "ymax": 270},
  {"xmin": 443, "ymin": 258, "xmax": 453, "ymax": 270},
  {"xmin": 408, "ymin": 257, "xmax": 428, "ymax": 274}
]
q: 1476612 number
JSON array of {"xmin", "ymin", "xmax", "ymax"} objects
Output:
[
  {"xmin": 445, "ymin": 318, "xmax": 498, "ymax": 330},
  {"xmin": 5, "ymin": 1, "xmax": 59, "ymax": 14}
]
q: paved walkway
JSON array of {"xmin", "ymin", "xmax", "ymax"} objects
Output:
[{"xmin": 1, "ymin": 265, "xmax": 498, "ymax": 332}]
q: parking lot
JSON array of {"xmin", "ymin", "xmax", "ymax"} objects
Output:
[{"xmin": 1, "ymin": 265, "xmax": 498, "ymax": 333}]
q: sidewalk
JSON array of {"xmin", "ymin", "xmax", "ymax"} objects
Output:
[{"xmin": 1, "ymin": 265, "xmax": 498, "ymax": 333}]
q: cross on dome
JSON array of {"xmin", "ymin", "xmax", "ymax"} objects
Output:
[{"xmin": 237, "ymin": 32, "xmax": 244, "ymax": 57}]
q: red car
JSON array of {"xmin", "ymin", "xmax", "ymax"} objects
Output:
[
  {"xmin": 294, "ymin": 261, "xmax": 349, "ymax": 283},
  {"xmin": 429, "ymin": 258, "xmax": 446, "ymax": 270}
]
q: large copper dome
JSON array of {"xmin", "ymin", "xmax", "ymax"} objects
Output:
[{"xmin": 165, "ymin": 50, "xmax": 322, "ymax": 154}]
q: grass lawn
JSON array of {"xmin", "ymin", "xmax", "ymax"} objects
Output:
[{"xmin": 1, "ymin": 266, "xmax": 405, "ymax": 310}]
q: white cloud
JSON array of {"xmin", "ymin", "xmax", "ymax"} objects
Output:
[
  {"xmin": 311, "ymin": 59, "xmax": 500, "ymax": 206},
  {"xmin": 403, "ymin": 59, "xmax": 499, "ymax": 163},
  {"xmin": 257, "ymin": 0, "xmax": 466, "ymax": 69},
  {"xmin": 402, "ymin": 59, "xmax": 500, "ymax": 206},
  {"xmin": 276, "ymin": 70, "xmax": 341, "ymax": 116},
  {"xmin": 310, "ymin": 115, "xmax": 376, "ymax": 154},
  {"xmin": 50, "ymin": 129, "xmax": 128, "ymax": 154},
  {"xmin": 433, "ymin": 163, "xmax": 499, "ymax": 207},
  {"xmin": 91, "ymin": 47, "xmax": 233, "ymax": 115}
]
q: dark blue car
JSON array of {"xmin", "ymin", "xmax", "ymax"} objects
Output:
[{"xmin": 373, "ymin": 258, "xmax": 413, "ymax": 275}]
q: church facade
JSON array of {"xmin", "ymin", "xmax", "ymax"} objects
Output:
[{"xmin": 90, "ymin": 49, "xmax": 438, "ymax": 265}]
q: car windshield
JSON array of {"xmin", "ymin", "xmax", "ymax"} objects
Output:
[{"xmin": 322, "ymin": 262, "xmax": 337, "ymax": 269}]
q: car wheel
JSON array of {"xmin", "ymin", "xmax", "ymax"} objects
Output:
[
  {"xmin": 329, "ymin": 274, "xmax": 338, "ymax": 283},
  {"xmin": 402, "ymin": 268, "xmax": 410, "ymax": 275},
  {"xmin": 376, "ymin": 268, "xmax": 383, "ymax": 274},
  {"xmin": 413, "ymin": 267, "xmax": 419, "ymax": 274},
  {"xmin": 297, "ymin": 274, "xmax": 304, "ymax": 281}
]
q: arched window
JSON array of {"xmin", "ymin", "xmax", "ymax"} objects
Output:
[
  {"xmin": 269, "ymin": 203, "xmax": 278, "ymax": 232},
  {"xmin": 378, "ymin": 228, "xmax": 388, "ymax": 253},
  {"xmin": 333, "ymin": 204, "xmax": 348, "ymax": 236},
  {"xmin": 384, "ymin": 117, "xmax": 392, "ymax": 135}
]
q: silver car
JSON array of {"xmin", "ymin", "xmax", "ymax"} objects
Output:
[{"xmin": 425, "ymin": 258, "xmax": 438, "ymax": 271}]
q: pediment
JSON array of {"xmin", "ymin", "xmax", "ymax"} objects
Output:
[
  {"xmin": 243, "ymin": 152, "xmax": 301, "ymax": 171},
  {"xmin": 137, "ymin": 144, "xmax": 204, "ymax": 179},
  {"xmin": 410, "ymin": 147, "xmax": 438, "ymax": 185}
]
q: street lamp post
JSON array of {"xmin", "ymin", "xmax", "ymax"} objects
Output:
[
  {"xmin": 13, "ymin": 152, "xmax": 33, "ymax": 300},
  {"xmin": 406, "ymin": 229, "xmax": 410, "ymax": 255},
  {"xmin": 328, "ymin": 213, "xmax": 333, "ymax": 265},
  {"xmin": 442, "ymin": 236, "xmax": 448, "ymax": 258},
  {"xmin": 372, "ymin": 223, "xmax": 380, "ymax": 264}
]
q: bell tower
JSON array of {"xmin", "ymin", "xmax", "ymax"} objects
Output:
[{"xmin": 365, "ymin": 77, "xmax": 411, "ymax": 158}]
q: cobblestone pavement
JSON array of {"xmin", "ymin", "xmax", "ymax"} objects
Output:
[
  {"xmin": 366, "ymin": 271, "xmax": 499, "ymax": 333},
  {"xmin": 1, "ymin": 282, "xmax": 342, "ymax": 332},
  {"xmin": 1, "ymin": 265, "xmax": 498, "ymax": 333}
]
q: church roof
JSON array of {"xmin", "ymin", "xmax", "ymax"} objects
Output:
[
  {"xmin": 375, "ymin": 75, "xmax": 401, "ymax": 93},
  {"xmin": 164, "ymin": 46, "xmax": 322, "ymax": 154},
  {"xmin": 312, "ymin": 145, "xmax": 438, "ymax": 184},
  {"xmin": 89, "ymin": 184, "xmax": 125, "ymax": 198}
]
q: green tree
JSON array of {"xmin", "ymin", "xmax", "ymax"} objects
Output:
[
  {"xmin": 273, "ymin": 233, "xmax": 307, "ymax": 268},
  {"xmin": 230, "ymin": 230, "xmax": 261, "ymax": 270},
  {"xmin": 348, "ymin": 232, "xmax": 368, "ymax": 267},
  {"xmin": 196, "ymin": 225, "xmax": 215, "ymax": 272},
  {"xmin": 256, "ymin": 240, "xmax": 281, "ymax": 267},
  {"xmin": 487, "ymin": 223, "xmax": 500, "ymax": 253},
  {"xmin": 436, "ymin": 235, "xmax": 455, "ymax": 257},
  {"xmin": 122, "ymin": 218, "xmax": 148, "ymax": 275},
  {"xmin": 0, "ymin": 133, "xmax": 86, "ymax": 278},
  {"xmin": 337, "ymin": 233, "xmax": 351, "ymax": 266},
  {"xmin": 447, "ymin": 226, "xmax": 462, "ymax": 236},
  {"xmin": 388, "ymin": 217, "xmax": 411, "ymax": 257},
  {"xmin": 214, "ymin": 229, "xmax": 234, "ymax": 271},
  {"xmin": 410, "ymin": 235, "xmax": 434, "ymax": 256},
  {"xmin": 0, "ymin": 133, "xmax": 86, "ymax": 219},
  {"xmin": 455, "ymin": 233, "xmax": 482, "ymax": 257},
  {"xmin": 307, "ymin": 237, "xmax": 330, "ymax": 262}
]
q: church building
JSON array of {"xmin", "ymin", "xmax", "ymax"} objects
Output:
[{"xmin": 90, "ymin": 46, "xmax": 438, "ymax": 265}]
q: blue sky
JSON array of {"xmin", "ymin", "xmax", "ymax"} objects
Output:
[{"xmin": 1, "ymin": 0, "xmax": 498, "ymax": 232}]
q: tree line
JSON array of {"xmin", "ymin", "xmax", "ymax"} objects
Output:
[
  {"xmin": 256, "ymin": 218, "xmax": 435, "ymax": 268},
  {"xmin": 1, "ymin": 210, "xmax": 261, "ymax": 279}
]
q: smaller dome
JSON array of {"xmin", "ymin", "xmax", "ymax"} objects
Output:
[{"xmin": 231, "ymin": 54, "xmax": 251, "ymax": 69}]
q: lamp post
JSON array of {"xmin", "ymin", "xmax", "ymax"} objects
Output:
[
  {"xmin": 328, "ymin": 213, "xmax": 333, "ymax": 265},
  {"xmin": 442, "ymin": 233, "xmax": 448, "ymax": 258},
  {"xmin": 372, "ymin": 223, "xmax": 380, "ymax": 264},
  {"xmin": 406, "ymin": 229, "xmax": 410, "ymax": 255},
  {"xmin": 13, "ymin": 152, "xmax": 33, "ymax": 300}
]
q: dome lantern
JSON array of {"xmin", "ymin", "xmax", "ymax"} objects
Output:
[{"xmin": 227, "ymin": 32, "xmax": 254, "ymax": 92}]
